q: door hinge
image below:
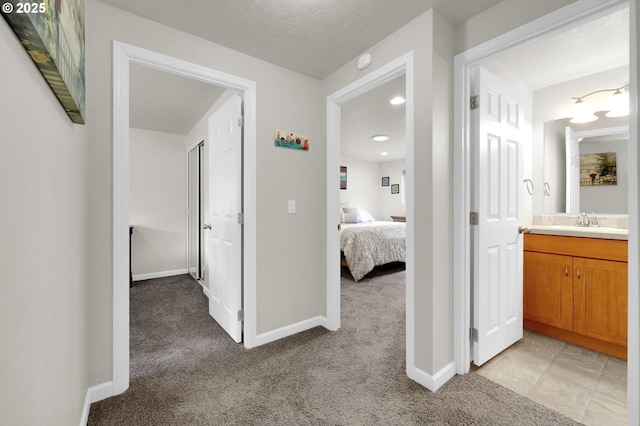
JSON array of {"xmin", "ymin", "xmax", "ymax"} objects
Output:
[
  {"xmin": 470, "ymin": 95, "xmax": 479, "ymax": 110},
  {"xmin": 237, "ymin": 212, "xmax": 244, "ymax": 224},
  {"xmin": 470, "ymin": 327, "xmax": 479, "ymax": 342},
  {"xmin": 470, "ymin": 211, "xmax": 479, "ymax": 225},
  {"xmin": 237, "ymin": 116, "xmax": 244, "ymax": 127},
  {"xmin": 237, "ymin": 309, "xmax": 244, "ymax": 321}
]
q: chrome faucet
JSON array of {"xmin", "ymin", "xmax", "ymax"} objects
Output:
[{"xmin": 575, "ymin": 212, "xmax": 598, "ymax": 227}]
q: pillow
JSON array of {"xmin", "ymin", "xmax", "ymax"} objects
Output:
[{"xmin": 342, "ymin": 207, "xmax": 375, "ymax": 223}]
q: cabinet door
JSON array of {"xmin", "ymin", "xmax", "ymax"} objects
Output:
[
  {"xmin": 574, "ymin": 257, "xmax": 627, "ymax": 346},
  {"xmin": 523, "ymin": 251, "xmax": 573, "ymax": 331}
]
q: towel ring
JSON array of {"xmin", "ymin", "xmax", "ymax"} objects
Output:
[
  {"xmin": 523, "ymin": 179, "xmax": 534, "ymax": 196},
  {"xmin": 543, "ymin": 182, "xmax": 551, "ymax": 197}
]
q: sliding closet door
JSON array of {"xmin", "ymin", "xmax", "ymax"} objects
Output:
[{"xmin": 188, "ymin": 142, "xmax": 204, "ymax": 281}]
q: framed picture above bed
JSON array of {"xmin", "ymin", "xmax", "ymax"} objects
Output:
[
  {"xmin": 382, "ymin": 176, "xmax": 390, "ymax": 186},
  {"xmin": 391, "ymin": 184, "xmax": 399, "ymax": 194},
  {"xmin": 340, "ymin": 166, "xmax": 347, "ymax": 189}
]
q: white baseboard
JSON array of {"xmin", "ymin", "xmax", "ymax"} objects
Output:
[
  {"xmin": 408, "ymin": 361, "xmax": 456, "ymax": 392},
  {"xmin": 80, "ymin": 381, "xmax": 114, "ymax": 426},
  {"xmin": 254, "ymin": 315, "xmax": 328, "ymax": 347},
  {"xmin": 132, "ymin": 268, "xmax": 188, "ymax": 282}
]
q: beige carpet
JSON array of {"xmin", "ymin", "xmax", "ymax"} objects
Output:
[{"xmin": 89, "ymin": 266, "xmax": 581, "ymax": 425}]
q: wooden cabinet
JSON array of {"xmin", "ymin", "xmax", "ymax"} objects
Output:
[{"xmin": 524, "ymin": 234, "xmax": 627, "ymax": 359}]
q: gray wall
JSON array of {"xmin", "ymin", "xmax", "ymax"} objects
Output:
[
  {"xmin": 0, "ymin": 19, "xmax": 89, "ymax": 425},
  {"xmin": 130, "ymin": 128, "xmax": 187, "ymax": 277},
  {"xmin": 86, "ymin": 0, "xmax": 326, "ymax": 384}
]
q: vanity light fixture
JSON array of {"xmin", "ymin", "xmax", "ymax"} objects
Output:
[
  {"xmin": 380, "ymin": 152, "xmax": 389, "ymax": 156},
  {"xmin": 371, "ymin": 135, "xmax": 389, "ymax": 142},
  {"xmin": 569, "ymin": 84, "xmax": 629, "ymax": 123},
  {"xmin": 390, "ymin": 96, "xmax": 405, "ymax": 105}
]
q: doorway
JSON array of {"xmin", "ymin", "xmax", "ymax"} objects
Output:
[
  {"xmin": 326, "ymin": 52, "xmax": 420, "ymax": 383},
  {"xmin": 112, "ymin": 41, "xmax": 258, "ymax": 396},
  {"xmin": 453, "ymin": 0, "xmax": 637, "ymax": 424}
]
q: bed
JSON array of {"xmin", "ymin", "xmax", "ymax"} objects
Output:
[{"xmin": 340, "ymin": 216, "xmax": 406, "ymax": 281}]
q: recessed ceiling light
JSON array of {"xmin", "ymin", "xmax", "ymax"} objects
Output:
[
  {"xmin": 371, "ymin": 135, "xmax": 389, "ymax": 142},
  {"xmin": 390, "ymin": 96, "xmax": 405, "ymax": 105},
  {"xmin": 380, "ymin": 152, "xmax": 389, "ymax": 156}
]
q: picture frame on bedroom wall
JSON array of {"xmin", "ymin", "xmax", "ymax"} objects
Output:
[
  {"xmin": 391, "ymin": 184, "xmax": 399, "ymax": 194},
  {"xmin": 340, "ymin": 166, "xmax": 347, "ymax": 190},
  {"xmin": 382, "ymin": 176, "xmax": 390, "ymax": 186}
]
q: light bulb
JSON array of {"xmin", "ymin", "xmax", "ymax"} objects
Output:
[
  {"xmin": 605, "ymin": 89, "xmax": 629, "ymax": 118},
  {"xmin": 570, "ymin": 99, "xmax": 597, "ymax": 123}
]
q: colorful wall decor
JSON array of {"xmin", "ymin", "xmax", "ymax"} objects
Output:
[
  {"xmin": 580, "ymin": 152, "xmax": 617, "ymax": 186},
  {"xmin": 274, "ymin": 129, "xmax": 309, "ymax": 151},
  {"xmin": 2, "ymin": 0, "xmax": 86, "ymax": 124}
]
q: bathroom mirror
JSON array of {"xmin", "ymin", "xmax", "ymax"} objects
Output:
[{"xmin": 542, "ymin": 117, "xmax": 629, "ymax": 214}]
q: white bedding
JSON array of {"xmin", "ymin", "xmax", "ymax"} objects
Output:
[{"xmin": 340, "ymin": 221, "xmax": 406, "ymax": 281}]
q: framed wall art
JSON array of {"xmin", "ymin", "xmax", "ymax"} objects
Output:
[{"xmin": 2, "ymin": 0, "xmax": 86, "ymax": 124}]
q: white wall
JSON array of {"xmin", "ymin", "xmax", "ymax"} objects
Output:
[
  {"xmin": 379, "ymin": 160, "xmax": 406, "ymax": 220},
  {"xmin": 0, "ymin": 20, "xmax": 89, "ymax": 425},
  {"xmin": 339, "ymin": 157, "xmax": 406, "ymax": 220},
  {"xmin": 86, "ymin": 0, "xmax": 325, "ymax": 385},
  {"xmin": 339, "ymin": 157, "xmax": 380, "ymax": 217},
  {"xmin": 130, "ymin": 128, "xmax": 187, "ymax": 278}
]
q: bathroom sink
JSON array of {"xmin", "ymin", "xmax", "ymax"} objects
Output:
[{"xmin": 528, "ymin": 225, "xmax": 628, "ymax": 239}]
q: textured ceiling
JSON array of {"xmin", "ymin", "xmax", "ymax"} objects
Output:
[
  {"xmin": 342, "ymin": 75, "xmax": 406, "ymax": 163},
  {"xmin": 491, "ymin": 6, "xmax": 628, "ymax": 90},
  {"xmin": 98, "ymin": 0, "xmax": 504, "ymax": 80}
]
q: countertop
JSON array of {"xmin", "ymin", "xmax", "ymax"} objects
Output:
[{"xmin": 527, "ymin": 225, "xmax": 628, "ymax": 241}]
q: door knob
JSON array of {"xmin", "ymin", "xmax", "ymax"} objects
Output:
[
  {"xmin": 203, "ymin": 224, "xmax": 212, "ymax": 230},
  {"xmin": 518, "ymin": 226, "xmax": 530, "ymax": 234}
]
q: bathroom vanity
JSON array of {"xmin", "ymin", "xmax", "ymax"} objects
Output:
[{"xmin": 523, "ymin": 228, "xmax": 628, "ymax": 359}]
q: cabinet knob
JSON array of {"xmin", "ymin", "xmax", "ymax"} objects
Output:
[
  {"xmin": 565, "ymin": 265, "xmax": 569, "ymax": 276},
  {"xmin": 576, "ymin": 266, "xmax": 581, "ymax": 278}
]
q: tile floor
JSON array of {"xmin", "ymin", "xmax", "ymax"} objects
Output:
[{"xmin": 473, "ymin": 330, "xmax": 627, "ymax": 425}]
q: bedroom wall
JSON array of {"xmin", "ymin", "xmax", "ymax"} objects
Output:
[
  {"xmin": 339, "ymin": 156, "xmax": 381, "ymax": 218},
  {"xmin": 0, "ymin": 20, "xmax": 89, "ymax": 425},
  {"xmin": 130, "ymin": 128, "xmax": 187, "ymax": 279},
  {"xmin": 86, "ymin": 0, "xmax": 325, "ymax": 385},
  {"xmin": 379, "ymin": 159, "xmax": 406, "ymax": 220}
]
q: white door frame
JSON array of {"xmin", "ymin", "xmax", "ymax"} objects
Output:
[
  {"xmin": 453, "ymin": 0, "xmax": 638, "ymax": 423},
  {"xmin": 326, "ymin": 51, "xmax": 417, "ymax": 379},
  {"xmin": 112, "ymin": 41, "xmax": 258, "ymax": 396}
]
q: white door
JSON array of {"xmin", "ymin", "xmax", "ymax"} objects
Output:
[
  {"xmin": 565, "ymin": 126, "xmax": 580, "ymax": 214},
  {"xmin": 472, "ymin": 67, "xmax": 524, "ymax": 366},
  {"xmin": 209, "ymin": 93, "xmax": 243, "ymax": 343}
]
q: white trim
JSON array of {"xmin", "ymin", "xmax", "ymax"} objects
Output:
[
  {"xmin": 627, "ymin": 0, "xmax": 638, "ymax": 424},
  {"xmin": 79, "ymin": 382, "xmax": 113, "ymax": 425},
  {"xmin": 407, "ymin": 361, "xmax": 456, "ymax": 393},
  {"xmin": 132, "ymin": 268, "xmax": 189, "ymax": 282},
  {"xmin": 453, "ymin": 4, "xmax": 636, "ymax": 423},
  {"xmin": 326, "ymin": 52, "xmax": 416, "ymax": 379},
  {"xmin": 112, "ymin": 41, "xmax": 258, "ymax": 396},
  {"xmin": 254, "ymin": 316, "xmax": 328, "ymax": 347}
]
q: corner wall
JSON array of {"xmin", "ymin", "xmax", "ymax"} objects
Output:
[
  {"xmin": 323, "ymin": 9, "xmax": 456, "ymax": 383},
  {"xmin": 0, "ymin": 19, "xmax": 89, "ymax": 425}
]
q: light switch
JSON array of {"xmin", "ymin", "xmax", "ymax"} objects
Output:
[{"xmin": 288, "ymin": 200, "xmax": 296, "ymax": 214}]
